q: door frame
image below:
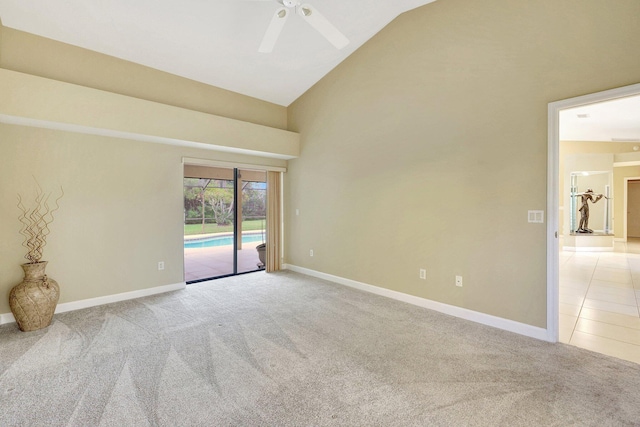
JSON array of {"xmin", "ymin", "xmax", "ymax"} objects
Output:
[
  {"xmin": 547, "ymin": 83, "xmax": 640, "ymax": 342},
  {"xmin": 182, "ymin": 157, "xmax": 286, "ymax": 282},
  {"xmin": 624, "ymin": 177, "xmax": 640, "ymax": 241}
]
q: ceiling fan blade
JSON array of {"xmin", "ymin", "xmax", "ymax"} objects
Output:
[
  {"xmin": 297, "ymin": 4, "xmax": 349, "ymax": 50},
  {"xmin": 259, "ymin": 7, "xmax": 289, "ymax": 53}
]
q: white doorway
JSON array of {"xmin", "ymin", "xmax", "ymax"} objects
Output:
[
  {"xmin": 548, "ymin": 83, "xmax": 640, "ymax": 345},
  {"xmin": 625, "ymin": 178, "xmax": 640, "ymax": 239}
]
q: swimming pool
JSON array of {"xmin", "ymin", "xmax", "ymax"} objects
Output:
[{"xmin": 184, "ymin": 233, "xmax": 265, "ymax": 249}]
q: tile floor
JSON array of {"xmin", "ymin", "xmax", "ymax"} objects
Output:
[{"xmin": 560, "ymin": 238, "xmax": 640, "ymax": 364}]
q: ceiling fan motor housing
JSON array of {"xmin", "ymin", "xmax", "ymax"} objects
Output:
[
  {"xmin": 261, "ymin": 0, "xmax": 348, "ymax": 53},
  {"xmin": 281, "ymin": 0, "xmax": 300, "ymax": 8}
]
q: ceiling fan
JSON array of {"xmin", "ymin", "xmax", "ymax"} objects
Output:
[{"xmin": 254, "ymin": 0, "xmax": 349, "ymax": 53}]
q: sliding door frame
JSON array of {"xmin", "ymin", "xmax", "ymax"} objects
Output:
[{"xmin": 182, "ymin": 157, "xmax": 286, "ymax": 282}]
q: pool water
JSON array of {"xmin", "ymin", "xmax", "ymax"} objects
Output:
[{"xmin": 184, "ymin": 233, "xmax": 265, "ymax": 249}]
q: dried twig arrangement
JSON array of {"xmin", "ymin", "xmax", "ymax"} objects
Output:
[{"xmin": 17, "ymin": 182, "xmax": 64, "ymax": 264}]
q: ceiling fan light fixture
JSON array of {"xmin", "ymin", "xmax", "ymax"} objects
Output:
[{"xmin": 258, "ymin": 1, "xmax": 349, "ymax": 52}]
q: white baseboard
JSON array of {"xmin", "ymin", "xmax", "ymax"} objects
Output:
[
  {"xmin": 283, "ymin": 264, "xmax": 550, "ymax": 342},
  {"xmin": 0, "ymin": 282, "xmax": 186, "ymax": 326},
  {"xmin": 563, "ymin": 246, "xmax": 614, "ymax": 252},
  {"xmin": 0, "ymin": 311, "xmax": 17, "ymax": 325}
]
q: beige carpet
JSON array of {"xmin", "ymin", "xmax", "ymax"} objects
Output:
[{"xmin": 1, "ymin": 271, "xmax": 639, "ymax": 426}]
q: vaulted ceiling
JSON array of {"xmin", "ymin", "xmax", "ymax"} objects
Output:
[
  {"xmin": 0, "ymin": 0, "xmax": 437, "ymax": 106},
  {"xmin": 1, "ymin": 0, "xmax": 638, "ymax": 141}
]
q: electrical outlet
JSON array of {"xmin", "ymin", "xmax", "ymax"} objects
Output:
[
  {"xmin": 528, "ymin": 210, "xmax": 544, "ymax": 223},
  {"xmin": 158, "ymin": 261, "xmax": 165, "ymax": 271},
  {"xmin": 455, "ymin": 275, "xmax": 463, "ymax": 287},
  {"xmin": 419, "ymin": 269, "xmax": 426, "ymax": 280},
  {"xmin": 310, "ymin": 249, "xmax": 314, "ymax": 257},
  {"xmin": 296, "ymin": 209, "xmax": 300, "ymax": 216}
]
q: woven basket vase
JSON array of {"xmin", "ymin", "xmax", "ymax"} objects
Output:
[{"xmin": 9, "ymin": 261, "xmax": 60, "ymax": 332}]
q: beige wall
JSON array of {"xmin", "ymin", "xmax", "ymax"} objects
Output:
[
  {"xmin": 0, "ymin": 68, "xmax": 299, "ymax": 159},
  {"xmin": 560, "ymin": 143, "xmax": 640, "ymax": 237},
  {"xmin": 0, "ymin": 21, "xmax": 290, "ymax": 315},
  {"xmin": 0, "ymin": 26, "xmax": 287, "ymax": 130},
  {"xmin": 0, "ymin": 124, "xmax": 285, "ymax": 314},
  {"xmin": 613, "ymin": 166, "xmax": 640, "ymax": 238},
  {"xmin": 559, "ymin": 141, "xmax": 639, "ymax": 210},
  {"xmin": 286, "ymin": 0, "xmax": 640, "ymax": 328}
]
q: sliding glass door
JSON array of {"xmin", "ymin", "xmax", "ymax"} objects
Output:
[
  {"xmin": 183, "ymin": 166, "xmax": 266, "ymax": 283},
  {"xmin": 238, "ymin": 173, "xmax": 267, "ymax": 274}
]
